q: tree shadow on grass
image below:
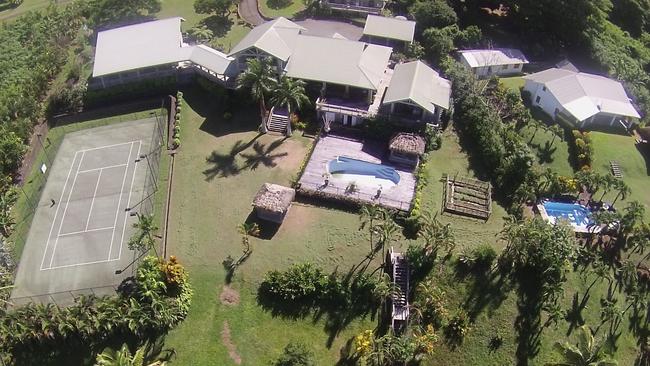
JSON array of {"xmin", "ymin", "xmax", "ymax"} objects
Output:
[
  {"xmin": 203, "ymin": 140, "xmax": 249, "ymax": 180},
  {"xmin": 462, "ymin": 269, "xmax": 511, "ymax": 321},
  {"xmin": 514, "ymin": 281, "xmax": 543, "ymax": 366},
  {"xmin": 535, "ymin": 141, "xmax": 557, "ymax": 164},
  {"xmin": 244, "ymin": 211, "xmax": 280, "ymax": 240},
  {"xmin": 240, "ymin": 139, "xmax": 288, "ymax": 170},
  {"xmin": 200, "ymin": 15, "xmax": 233, "ymax": 38},
  {"xmin": 268, "ymin": 0, "xmax": 293, "ymax": 9}
]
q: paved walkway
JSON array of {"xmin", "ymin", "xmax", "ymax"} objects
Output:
[{"xmin": 239, "ymin": 0, "xmax": 265, "ymax": 26}]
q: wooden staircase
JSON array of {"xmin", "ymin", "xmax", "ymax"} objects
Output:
[
  {"xmin": 266, "ymin": 107, "xmax": 289, "ymax": 134},
  {"xmin": 390, "ymin": 248, "xmax": 410, "ymax": 332}
]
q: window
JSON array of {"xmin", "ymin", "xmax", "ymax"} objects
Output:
[
  {"xmin": 554, "ymin": 108, "xmax": 560, "ymax": 115},
  {"xmin": 535, "ymin": 96, "xmax": 541, "ymax": 103},
  {"xmin": 502, "ymin": 65, "xmax": 508, "ymax": 70},
  {"xmin": 514, "ymin": 64, "xmax": 520, "ymax": 69},
  {"xmin": 487, "ymin": 66, "xmax": 492, "ymax": 73},
  {"xmin": 542, "ymin": 86, "xmax": 547, "ymax": 92}
]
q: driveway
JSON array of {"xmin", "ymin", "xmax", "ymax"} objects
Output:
[
  {"xmin": 295, "ymin": 19, "xmax": 363, "ymax": 40},
  {"xmin": 239, "ymin": 0, "xmax": 265, "ymax": 26}
]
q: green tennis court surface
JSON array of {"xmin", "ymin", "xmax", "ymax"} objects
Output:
[{"xmin": 11, "ymin": 118, "xmax": 160, "ymax": 306}]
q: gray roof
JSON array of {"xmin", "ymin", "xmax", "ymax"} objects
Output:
[
  {"xmin": 228, "ymin": 17, "xmax": 304, "ymax": 61},
  {"xmin": 384, "ymin": 61, "xmax": 451, "ymax": 112},
  {"xmin": 93, "ymin": 17, "xmax": 189, "ymax": 77},
  {"xmin": 459, "ymin": 48, "xmax": 528, "ymax": 68},
  {"xmin": 524, "ymin": 68, "xmax": 641, "ymax": 120},
  {"xmin": 363, "ymin": 15, "xmax": 415, "ymax": 43},
  {"xmin": 189, "ymin": 45, "xmax": 235, "ymax": 75},
  {"xmin": 285, "ymin": 35, "xmax": 392, "ymax": 90},
  {"xmin": 92, "ymin": 17, "xmax": 235, "ymax": 78}
]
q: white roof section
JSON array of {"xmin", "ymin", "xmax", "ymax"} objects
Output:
[
  {"xmin": 363, "ymin": 15, "xmax": 415, "ymax": 43},
  {"xmin": 93, "ymin": 17, "xmax": 188, "ymax": 77},
  {"xmin": 189, "ymin": 45, "xmax": 235, "ymax": 75},
  {"xmin": 228, "ymin": 17, "xmax": 304, "ymax": 61},
  {"xmin": 459, "ymin": 48, "xmax": 528, "ymax": 68},
  {"xmin": 92, "ymin": 17, "xmax": 236, "ymax": 78},
  {"xmin": 285, "ymin": 35, "xmax": 392, "ymax": 90},
  {"xmin": 525, "ymin": 68, "xmax": 641, "ymax": 120},
  {"xmin": 384, "ymin": 61, "xmax": 451, "ymax": 112}
]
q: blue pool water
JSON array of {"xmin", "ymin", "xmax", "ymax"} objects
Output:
[
  {"xmin": 328, "ymin": 156, "xmax": 401, "ymax": 185},
  {"xmin": 542, "ymin": 201, "xmax": 593, "ymax": 227}
]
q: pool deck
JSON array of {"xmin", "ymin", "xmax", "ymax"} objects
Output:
[{"xmin": 298, "ymin": 135, "xmax": 416, "ymax": 211}]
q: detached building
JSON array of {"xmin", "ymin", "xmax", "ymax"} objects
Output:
[
  {"xmin": 252, "ymin": 183, "xmax": 295, "ymax": 224},
  {"xmin": 523, "ymin": 68, "xmax": 641, "ymax": 128},
  {"xmin": 362, "ymin": 15, "xmax": 415, "ymax": 47},
  {"xmin": 458, "ymin": 48, "xmax": 528, "ymax": 78}
]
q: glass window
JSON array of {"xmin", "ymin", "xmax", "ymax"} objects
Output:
[{"xmin": 535, "ymin": 96, "xmax": 541, "ymax": 103}]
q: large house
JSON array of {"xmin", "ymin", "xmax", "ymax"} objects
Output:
[
  {"xmin": 90, "ymin": 16, "xmax": 451, "ymax": 133},
  {"xmin": 523, "ymin": 68, "xmax": 641, "ymax": 128},
  {"xmin": 458, "ymin": 48, "xmax": 528, "ymax": 78}
]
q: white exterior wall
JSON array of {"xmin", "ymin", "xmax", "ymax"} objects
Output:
[
  {"xmin": 465, "ymin": 62, "xmax": 524, "ymax": 78},
  {"xmin": 523, "ymin": 79, "xmax": 563, "ymax": 119}
]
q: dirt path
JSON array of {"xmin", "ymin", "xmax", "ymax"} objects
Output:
[{"xmin": 221, "ymin": 321, "xmax": 242, "ymax": 365}]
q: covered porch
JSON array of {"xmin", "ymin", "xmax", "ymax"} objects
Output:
[
  {"xmin": 316, "ymin": 83, "xmax": 374, "ymax": 126},
  {"xmin": 381, "ymin": 100, "xmax": 442, "ymax": 125}
]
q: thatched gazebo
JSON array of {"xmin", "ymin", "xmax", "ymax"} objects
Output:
[
  {"xmin": 252, "ymin": 183, "xmax": 296, "ymax": 223},
  {"xmin": 388, "ymin": 133, "xmax": 426, "ymax": 166}
]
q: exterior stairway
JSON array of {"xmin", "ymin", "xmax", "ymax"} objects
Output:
[
  {"xmin": 266, "ymin": 107, "xmax": 289, "ymax": 134},
  {"xmin": 390, "ymin": 248, "xmax": 410, "ymax": 332}
]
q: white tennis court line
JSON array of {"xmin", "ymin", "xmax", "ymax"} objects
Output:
[
  {"xmin": 78, "ymin": 163, "xmax": 128, "ymax": 174},
  {"xmin": 85, "ymin": 168, "xmax": 103, "ymax": 231},
  {"xmin": 108, "ymin": 141, "xmax": 138, "ymax": 261},
  {"xmin": 115, "ymin": 141, "xmax": 143, "ymax": 262},
  {"xmin": 40, "ymin": 140, "xmax": 142, "ymax": 271}
]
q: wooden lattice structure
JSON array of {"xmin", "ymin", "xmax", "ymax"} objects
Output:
[{"xmin": 442, "ymin": 174, "xmax": 492, "ymax": 220}]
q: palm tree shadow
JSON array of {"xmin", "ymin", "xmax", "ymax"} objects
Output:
[
  {"xmin": 240, "ymin": 139, "xmax": 288, "ymax": 170},
  {"xmin": 203, "ymin": 140, "xmax": 247, "ymax": 180},
  {"xmin": 536, "ymin": 141, "xmax": 557, "ymax": 164}
]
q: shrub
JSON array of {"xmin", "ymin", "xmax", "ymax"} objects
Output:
[
  {"xmin": 176, "ymin": 105, "xmax": 181, "ymax": 113},
  {"xmin": 173, "ymin": 138, "xmax": 181, "ymax": 148},
  {"xmin": 458, "ymin": 244, "xmax": 497, "ymax": 273},
  {"xmin": 274, "ymin": 342, "xmax": 315, "ymax": 366},
  {"xmin": 260, "ymin": 263, "xmax": 328, "ymax": 303},
  {"xmin": 444, "ymin": 310, "xmax": 470, "ymax": 344},
  {"xmin": 415, "ymin": 280, "xmax": 448, "ymax": 327},
  {"xmin": 568, "ymin": 130, "xmax": 593, "ymax": 170},
  {"xmin": 424, "ymin": 124, "xmax": 442, "ymax": 151},
  {"xmin": 406, "ymin": 244, "xmax": 435, "ymax": 280}
]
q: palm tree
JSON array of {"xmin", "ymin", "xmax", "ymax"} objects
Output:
[
  {"xmin": 376, "ymin": 214, "xmax": 399, "ymax": 266},
  {"xmin": 360, "ymin": 204, "xmax": 383, "ymax": 253},
  {"xmin": 549, "ymin": 124, "xmax": 564, "ymax": 146},
  {"xmin": 269, "ymin": 76, "xmax": 310, "ymax": 136},
  {"xmin": 128, "ymin": 214, "xmax": 158, "ymax": 253},
  {"xmin": 611, "ymin": 179, "xmax": 630, "ymax": 207},
  {"xmin": 236, "ymin": 57, "xmax": 276, "ymax": 133},
  {"xmin": 546, "ymin": 325, "xmax": 617, "ymax": 366}
]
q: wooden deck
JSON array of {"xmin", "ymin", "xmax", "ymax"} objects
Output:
[{"xmin": 298, "ymin": 135, "xmax": 417, "ymax": 211}]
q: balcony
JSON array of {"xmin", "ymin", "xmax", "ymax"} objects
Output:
[
  {"xmin": 323, "ymin": 0, "xmax": 384, "ymax": 13},
  {"xmin": 316, "ymin": 96, "xmax": 371, "ymax": 118}
]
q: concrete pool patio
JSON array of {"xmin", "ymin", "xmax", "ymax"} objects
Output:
[{"xmin": 298, "ymin": 135, "xmax": 417, "ymax": 210}]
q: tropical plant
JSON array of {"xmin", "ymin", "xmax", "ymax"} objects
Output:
[
  {"xmin": 273, "ymin": 342, "xmax": 315, "ymax": 366},
  {"xmin": 269, "ymin": 76, "xmax": 310, "ymax": 136},
  {"xmin": 546, "ymin": 325, "xmax": 617, "ymax": 366},
  {"xmin": 128, "ymin": 214, "xmax": 158, "ymax": 253},
  {"xmin": 418, "ymin": 212, "xmax": 455, "ymax": 257},
  {"xmin": 95, "ymin": 342, "xmax": 172, "ymax": 366},
  {"xmin": 360, "ymin": 204, "xmax": 384, "ymax": 253},
  {"xmin": 193, "ymin": 0, "xmax": 234, "ymax": 17},
  {"xmin": 236, "ymin": 57, "xmax": 276, "ymax": 133}
]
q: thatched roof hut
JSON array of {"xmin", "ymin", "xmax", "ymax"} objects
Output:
[
  {"xmin": 252, "ymin": 183, "xmax": 295, "ymax": 223},
  {"xmin": 389, "ymin": 133, "xmax": 426, "ymax": 156}
]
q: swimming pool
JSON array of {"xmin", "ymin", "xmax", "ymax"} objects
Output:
[
  {"xmin": 538, "ymin": 200, "xmax": 596, "ymax": 233},
  {"xmin": 328, "ymin": 156, "xmax": 401, "ymax": 185}
]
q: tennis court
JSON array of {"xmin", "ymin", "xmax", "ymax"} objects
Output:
[{"xmin": 11, "ymin": 117, "xmax": 163, "ymax": 306}]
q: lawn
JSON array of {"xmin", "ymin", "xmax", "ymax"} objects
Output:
[
  {"xmin": 258, "ymin": 0, "xmax": 305, "ymax": 19},
  {"xmin": 0, "ymin": 0, "xmax": 72, "ymax": 21},
  {"xmin": 499, "ymin": 76, "xmax": 525, "ymax": 92},
  {"xmin": 518, "ymin": 124, "xmax": 573, "ymax": 176},
  {"xmin": 590, "ymin": 131, "xmax": 650, "ymax": 219},
  {"xmin": 163, "ymin": 86, "xmax": 397, "ymax": 364}
]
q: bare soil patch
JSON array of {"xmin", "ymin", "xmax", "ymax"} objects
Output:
[
  {"xmin": 274, "ymin": 138, "xmax": 308, "ymax": 173},
  {"xmin": 221, "ymin": 321, "xmax": 242, "ymax": 365},
  {"xmin": 219, "ymin": 285, "xmax": 240, "ymax": 306}
]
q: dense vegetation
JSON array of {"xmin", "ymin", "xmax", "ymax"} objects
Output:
[{"xmin": 0, "ymin": 256, "xmax": 192, "ymax": 365}]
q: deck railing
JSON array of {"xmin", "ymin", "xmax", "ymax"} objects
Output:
[
  {"xmin": 316, "ymin": 97, "xmax": 372, "ymax": 118},
  {"xmin": 297, "ymin": 181, "xmax": 412, "ymax": 211}
]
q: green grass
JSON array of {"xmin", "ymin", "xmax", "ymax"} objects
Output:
[
  {"xmin": 590, "ymin": 132, "xmax": 650, "ymax": 219},
  {"xmin": 9, "ymin": 109, "xmax": 165, "ymax": 260},
  {"xmin": 0, "ymin": 0, "xmax": 71, "ymax": 21},
  {"xmin": 420, "ymin": 130, "xmax": 508, "ymax": 251},
  {"xmin": 499, "ymin": 76, "xmax": 525, "ymax": 92},
  {"xmin": 518, "ymin": 124, "xmax": 573, "ymax": 176},
  {"xmin": 258, "ymin": 0, "xmax": 304, "ymax": 19},
  {"xmin": 163, "ymin": 87, "xmax": 389, "ymax": 364}
]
